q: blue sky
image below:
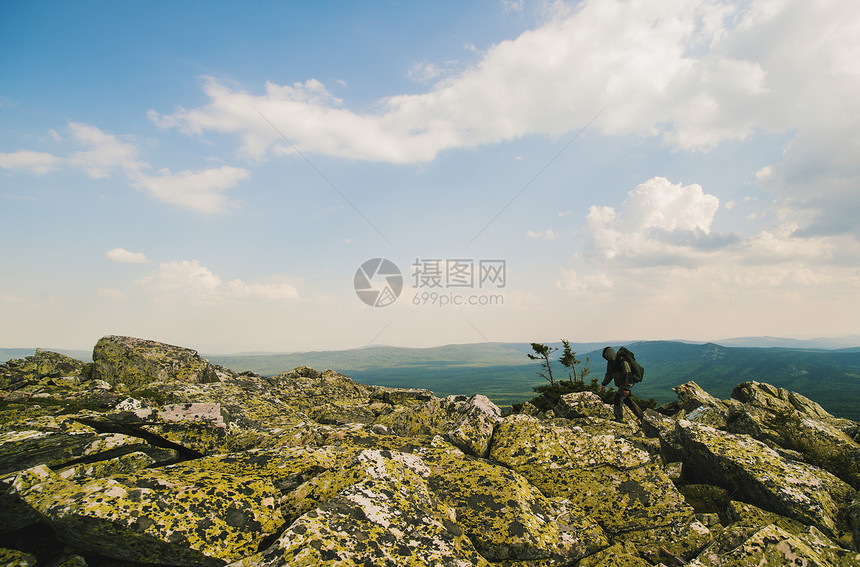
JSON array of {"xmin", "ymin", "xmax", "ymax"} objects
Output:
[{"xmin": 2, "ymin": 0, "xmax": 859, "ymax": 353}]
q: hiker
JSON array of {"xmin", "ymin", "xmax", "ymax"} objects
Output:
[{"xmin": 600, "ymin": 346, "xmax": 644, "ymax": 423}]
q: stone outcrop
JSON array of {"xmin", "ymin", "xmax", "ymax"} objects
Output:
[
  {"xmin": 1, "ymin": 337, "xmax": 859, "ymax": 566},
  {"xmin": 92, "ymin": 335, "xmax": 219, "ymax": 389}
]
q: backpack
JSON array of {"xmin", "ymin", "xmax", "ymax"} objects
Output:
[{"xmin": 616, "ymin": 347, "xmax": 644, "ymax": 384}]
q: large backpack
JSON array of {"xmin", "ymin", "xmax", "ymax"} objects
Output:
[{"xmin": 616, "ymin": 347, "xmax": 644, "ymax": 384}]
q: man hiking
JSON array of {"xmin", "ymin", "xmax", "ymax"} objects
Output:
[{"xmin": 600, "ymin": 346, "xmax": 644, "ymax": 423}]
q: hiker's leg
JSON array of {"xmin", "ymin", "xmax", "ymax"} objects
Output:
[
  {"xmin": 613, "ymin": 391, "xmax": 624, "ymax": 422},
  {"xmin": 624, "ymin": 392, "xmax": 644, "ymax": 420}
]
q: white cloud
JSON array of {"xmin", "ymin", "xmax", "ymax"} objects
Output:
[
  {"xmin": 106, "ymin": 248, "xmax": 149, "ymax": 264},
  {"xmin": 0, "ymin": 150, "xmax": 63, "ymax": 175},
  {"xmin": 66, "ymin": 122, "xmax": 145, "ymax": 178},
  {"xmin": 526, "ymin": 228, "xmax": 561, "ymax": 240},
  {"xmin": 137, "ymin": 260, "xmax": 299, "ymax": 303},
  {"xmin": 561, "ymin": 173, "xmax": 860, "ymax": 321},
  {"xmin": 149, "ymin": 0, "xmax": 774, "ymax": 163},
  {"xmin": 586, "ymin": 177, "xmax": 721, "ymax": 260},
  {"xmin": 146, "ymin": 0, "xmax": 859, "ymax": 243},
  {"xmin": 1, "ymin": 122, "xmax": 249, "ymax": 214},
  {"xmin": 131, "ymin": 166, "xmax": 250, "ymax": 214}
]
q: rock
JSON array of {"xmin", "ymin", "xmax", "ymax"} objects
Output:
[
  {"xmin": 417, "ymin": 445, "xmax": 595, "ymax": 562},
  {"xmin": 673, "ymin": 381, "xmax": 726, "ymax": 414},
  {"xmin": 725, "ymin": 381, "xmax": 860, "ymax": 489},
  {"xmin": 663, "ymin": 461, "xmax": 683, "ymax": 482},
  {"xmin": 0, "ymin": 547, "xmax": 37, "ymax": 566},
  {"xmin": 676, "ymin": 420, "xmax": 856, "ymax": 544},
  {"xmin": 0, "ymin": 416, "xmax": 156, "ymax": 476},
  {"xmin": 519, "ymin": 401, "xmax": 542, "ymax": 416},
  {"xmin": 489, "ymin": 414, "xmax": 710, "ymax": 562},
  {"xmin": 92, "ymin": 335, "xmax": 219, "ymax": 389},
  {"xmin": 574, "ymin": 540, "xmax": 652, "ymax": 567},
  {"xmin": 1, "ymin": 350, "xmax": 87, "ymax": 383},
  {"xmin": 732, "ymin": 381, "xmax": 833, "ymax": 421},
  {"xmin": 233, "ymin": 449, "xmax": 490, "ymax": 567},
  {"xmin": 850, "ymin": 494, "xmax": 860, "ymax": 552},
  {"xmin": 0, "ymin": 469, "xmax": 43, "ymax": 533},
  {"xmin": 439, "ymin": 394, "xmax": 502, "ymax": 457},
  {"xmin": 554, "ymin": 391, "xmax": 614, "ymax": 420},
  {"xmin": 16, "ymin": 462, "xmax": 282, "ymax": 566},
  {"xmin": 693, "ymin": 523, "xmax": 860, "ymax": 567},
  {"xmin": 4, "ymin": 337, "xmax": 860, "ymax": 565}
]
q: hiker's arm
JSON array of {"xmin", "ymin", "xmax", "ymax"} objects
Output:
[
  {"xmin": 622, "ymin": 360, "xmax": 632, "ymax": 381},
  {"xmin": 601, "ymin": 362, "xmax": 612, "ymax": 387}
]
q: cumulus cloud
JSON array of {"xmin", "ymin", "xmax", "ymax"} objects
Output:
[
  {"xmin": 106, "ymin": 248, "xmax": 149, "ymax": 264},
  {"xmin": 131, "ymin": 166, "xmax": 250, "ymax": 214},
  {"xmin": 137, "ymin": 260, "xmax": 299, "ymax": 303},
  {"xmin": 586, "ymin": 177, "xmax": 723, "ymax": 261},
  {"xmin": 0, "ymin": 150, "xmax": 63, "ymax": 175},
  {"xmin": 560, "ymin": 174, "xmax": 860, "ymax": 310}
]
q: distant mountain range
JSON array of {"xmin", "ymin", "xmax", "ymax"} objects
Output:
[{"xmin": 3, "ymin": 337, "xmax": 860, "ymax": 420}]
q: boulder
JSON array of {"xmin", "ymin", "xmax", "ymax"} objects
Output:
[
  {"xmin": 575, "ymin": 540, "xmax": 652, "ymax": 567},
  {"xmin": 693, "ymin": 523, "xmax": 860, "ymax": 567},
  {"xmin": 0, "ymin": 416, "xmax": 156, "ymax": 476},
  {"xmin": 15, "ymin": 462, "xmax": 282, "ymax": 566},
  {"xmin": 554, "ymin": 391, "xmax": 614, "ymax": 420},
  {"xmin": 676, "ymin": 420, "xmax": 856, "ymax": 544},
  {"xmin": 673, "ymin": 381, "xmax": 727, "ymax": 414},
  {"xmin": 439, "ymin": 394, "xmax": 502, "ymax": 457},
  {"xmin": 0, "ymin": 547, "xmax": 37, "ymax": 567},
  {"xmin": 1, "ymin": 350, "xmax": 88, "ymax": 384},
  {"xmin": 489, "ymin": 414, "xmax": 711, "ymax": 562},
  {"xmin": 233, "ymin": 449, "xmax": 490, "ymax": 567},
  {"xmin": 724, "ymin": 382, "xmax": 860, "ymax": 488},
  {"xmin": 92, "ymin": 335, "xmax": 219, "ymax": 389},
  {"xmin": 417, "ymin": 445, "xmax": 603, "ymax": 562}
]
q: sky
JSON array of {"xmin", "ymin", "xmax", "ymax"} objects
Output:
[{"xmin": 2, "ymin": 0, "xmax": 859, "ymax": 353}]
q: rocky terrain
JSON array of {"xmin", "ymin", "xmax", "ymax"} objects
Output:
[{"xmin": 1, "ymin": 335, "xmax": 859, "ymax": 566}]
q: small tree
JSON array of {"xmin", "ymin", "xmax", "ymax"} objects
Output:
[
  {"xmin": 527, "ymin": 342, "xmax": 557, "ymax": 386},
  {"xmin": 558, "ymin": 339, "xmax": 580, "ymax": 385}
]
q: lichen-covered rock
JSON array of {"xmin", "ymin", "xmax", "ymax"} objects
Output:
[
  {"xmin": 0, "ymin": 468, "xmax": 44, "ymax": 533},
  {"xmin": 575, "ymin": 540, "xmax": 652, "ymax": 567},
  {"xmin": 17, "ymin": 462, "xmax": 282, "ymax": 566},
  {"xmin": 489, "ymin": 414, "xmax": 710, "ymax": 562},
  {"xmin": 732, "ymin": 381, "xmax": 835, "ymax": 421},
  {"xmin": 232, "ymin": 449, "xmax": 490, "ymax": 567},
  {"xmin": 554, "ymin": 391, "xmax": 614, "ymax": 420},
  {"xmin": 691, "ymin": 523, "xmax": 860, "ymax": 567},
  {"xmin": 92, "ymin": 335, "xmax": 219, "ymax": 389},
  {"xmin": 676, "ymin": 420, "xmax": 856, "ymax": 544},
  {"xmin": 5, "ymin": 337, "xmax": 860, "ymax": 565},
  {"xmin": 724, "ymin": 382, "xmax": 860, "ymax": 489},
  {"xmin": 1, "ymin": 350, "xmax": 87, "ymax": 385},
  {"xmin": 56, "ymin": 450, "xmax": 155, "ymax": 480},
  {"xmin": 439, "ymin": 394, "xmax": 502, "ymax": 458},
  {"xmin": 417, "ymin": 445, "xmax": 598, "ymax": 562},
  {"xmin": 0, "ymin": 547, "xmax": 37, "ymax": 567},
  {"xmin": 674, "ymin": 381, "xmax": 727, "ymax": 414},
  {"xmin": 0, "ymin": 416, "xmax": 155, "ymax": 476}
]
